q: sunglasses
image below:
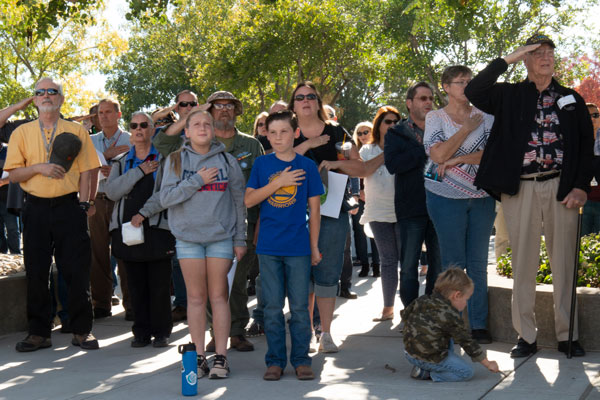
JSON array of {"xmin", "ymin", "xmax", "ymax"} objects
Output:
[
  {"xmin": 213, "ymin": 103, "xmax": 235, "ymax": 110},
  {"xmin": 257, "ymin": 122, "xmax": 265, "ymax": 127},
  {"xmin": 413, "ymin": 95, "xmax": 434, "ymax": 102},
  {"xmin": 591, "ymin": 113, "xmax": 600, "ymax": 119},
  {"xmin": 294, "ymin": 93, "xmax": 318, "ymax": 102},
  {"xmin": 178, "ymin": 101, "xmax": 197, "ymax": 108},
  {"xmin": 383, "ymin": 119, "xmax": 399, "ymax": 125},
  {"xmin": 357, "ymin": 130, "xmax": 370, "ymax": 137},
  {"xmin": 130, "ymin": 122, "xmax": 149, "ymax": 129},
  {"xmin": 35, "ymin": 88, "xmax": 60, "ymax": 96}
]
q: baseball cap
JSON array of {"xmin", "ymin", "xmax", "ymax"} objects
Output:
[
  {"xmin": 50, "ymin": 132, "xmax": 82, "ymax": 172},
  {"xmin": 525, "ymin": 33, "xmax": 556, "ymax": 48}
]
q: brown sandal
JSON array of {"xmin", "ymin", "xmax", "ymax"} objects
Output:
[{"xmin": 372, "ymin": 314, "xmax": 394, "ymax": 322}]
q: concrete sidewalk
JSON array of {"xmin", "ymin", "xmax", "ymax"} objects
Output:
[{"xmin": 1, "ymin": 270, "xmax": 599, "ymax": 400}]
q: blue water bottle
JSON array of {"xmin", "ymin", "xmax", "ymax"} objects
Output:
[{"xmin": 178, "ymin": 342, "xmax": 198, "ymax": 396}]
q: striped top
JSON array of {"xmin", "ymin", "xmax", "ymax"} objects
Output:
[{"xmin": 423, "ymin": 108, "xmax": 493, "ymax": 199}]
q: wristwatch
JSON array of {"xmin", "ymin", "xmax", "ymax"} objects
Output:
[
  {"xmin": 79, "ymin": 201, "xmax": 91, "ymax": 212},
  {"xmin": 88, "ymin": 200, "xmax": 96, "ymax": 207}
]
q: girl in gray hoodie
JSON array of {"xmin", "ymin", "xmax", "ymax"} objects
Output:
[{"xmin": 160, "ymin": 110, "xmax": 247, "ymax": 379}]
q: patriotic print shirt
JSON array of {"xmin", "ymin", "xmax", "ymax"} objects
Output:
[{"xmin": 522, "ymin": 84, "xmax": 564, "ymax": 174}]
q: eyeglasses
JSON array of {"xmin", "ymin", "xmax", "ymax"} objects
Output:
[
  {"xmin": 35, "ymin": 88, "xmax": 60, "ymax": 96},
  {"xmin": 449, "ymin": 80, "xmax": 471, "ymax": 86},
  {"xmin": 212, "ymin": 103, "xmax": 235, "ymax": 110},
  {"xmin": 383, "ymin": 119, "xmax": 398, "ymax": 125},
  {"xmin": 257, "ymin": 122, "xmax": 265, "ymax": 127},
  {"xmin": 357, "ymin": 130, "xmax": 370, "ymax": 137},
  {"xmin": 294, "ymin": 93, "xmax": 318, "ymax": 102},
  {"xmin": 529, "ymin": 50, "xmax": 555, "ymax": 59},
  {"xmin": 130, "ymin": 122, "xmax": 149, "ymax": 129},
  {"xmin": 591, "ymin": 113, "xmax": 600, "ymax": 119},
  {"xmin": 178, "ymin": 101, "xmax": 197, "ymax": 108}
]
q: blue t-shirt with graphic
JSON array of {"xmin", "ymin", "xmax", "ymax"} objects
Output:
[{"xmin": 247, "ymin": 153, "xmax": 323, "ymax": 256}]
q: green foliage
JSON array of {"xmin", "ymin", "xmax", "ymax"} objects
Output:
[{"xmin": 496, "ymin": 235, "xmax": 600, "ymax": 288}]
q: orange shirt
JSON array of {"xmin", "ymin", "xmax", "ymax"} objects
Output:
[{"xmin": 4, "ymin": 119, "xmax": 101, "ymax": 198}]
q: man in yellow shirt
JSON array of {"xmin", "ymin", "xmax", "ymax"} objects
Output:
[{"xmin": 5, "ymin": 77, "xmax": 102, "ymax": 352}]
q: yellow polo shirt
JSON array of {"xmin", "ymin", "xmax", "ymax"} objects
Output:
[{"xmin": 4, "ymin": 119, "xmax": 101, "ymax": 198}]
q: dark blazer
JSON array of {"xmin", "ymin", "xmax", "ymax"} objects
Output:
[{"xmin": 465, "ymin": 58, "xmax": 594, "ymax": 201}]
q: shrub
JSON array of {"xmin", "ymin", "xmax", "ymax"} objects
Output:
[{"xmin": 496, "ymin": 234, "xmax": 600, "ymax": 288}]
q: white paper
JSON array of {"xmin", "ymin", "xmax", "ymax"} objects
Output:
[
  {"xmin": 1, "ymin": 171, "xmax": 8, "ymax": 179},
  {"xmin": 320, "ymin": 171, "xmax": 349, "ymax": 219},
  {"xmin": 96, "ymin": 150, "xmax": 108, "ymax": 181},
  {"xmin": 227, "ymin": 258, "xmax": 238, "ymax": 297},
  {"xmin": 122, "ymin": 222, "xmax": 144, "ymax": 246}
]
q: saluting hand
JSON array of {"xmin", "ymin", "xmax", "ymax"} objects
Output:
[{"xmin": 504, "ymin": 43, "xmax": 542, "ymax": 64}]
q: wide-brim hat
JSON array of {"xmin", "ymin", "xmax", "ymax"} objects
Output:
[
  {"xmin": 525, "ymin": 33, "xmax": 556, "ymax": 49},
  {"xmin": 206, "ymin": 91, "xmax": 243, "ymax": 116},
  {"xmin": 50, "ymin": 132, "xmax": 82, "ymax": 172}
]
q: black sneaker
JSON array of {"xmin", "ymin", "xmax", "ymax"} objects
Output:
[
  {"xmin": 410, "ymin": 366, "xmax": 431, "ymax": 380},
  {"xmin": 197, "ymin": 354, "xmax": 210, "ymax": 378},
  {"xmin": 152, "ymin": 337, "xmax": 169, "ymax": 348},
  {"xmin": 472, "ymin": 329, "xmax": 492, "ymax": 344},
  {"xmin": 209, "ymin": 354, "xmax": 230, "ymax": 379},
  {"xmin": 510, "ymin": 338, "xmax": 537, "ymax": 358},
  {"xmin": 131, "ymin": 337, "xmax": 151, "ymax": 348},
  {"xmin": 245, "ymin": 320, "xmax": 265, "ymax": 337},
  {"xmin": 557, "ymin": 340, "xmax": 585, "ymax": 357}
]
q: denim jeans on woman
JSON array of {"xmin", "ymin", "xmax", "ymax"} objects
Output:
[
  {"xmin": 404, "ymin": 340, "xmax": 474, "ymax": 382},
  {"xmin": 425, "ymin": 191, "xmax": 496, "ymax": 330},
  {"xmin": 259, "ymin": 254, "xmax": 312, "ymax": 369},
  {"xmin": 313, "ymin": 213, "xmax": 349, "ymax": 297}
]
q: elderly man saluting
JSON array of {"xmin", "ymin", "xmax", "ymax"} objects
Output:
[
  {"xmin": 6, "ymin": 77, "xmax": 101, "ymax": 352},
  {"xmin": 465, "ymin": 34, "xmax": 594, "ymax": 358}
]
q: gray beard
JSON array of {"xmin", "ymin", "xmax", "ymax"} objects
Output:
[
  {"xmin": 214, "ymin": 119, "xmax": 235, "ymax": 131},
  {"xmin": 38, "ymin": 104, "xmax": 61, "ymax": 113}
]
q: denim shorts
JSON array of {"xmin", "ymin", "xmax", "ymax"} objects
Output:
[{"xmin": 175, "ymin": 238, "xmax": 234, "ymax": 260}]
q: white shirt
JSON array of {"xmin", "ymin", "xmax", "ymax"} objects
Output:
[{"xmin": 359, "ymin": 144, "xmax": 396, "ymax": 224}]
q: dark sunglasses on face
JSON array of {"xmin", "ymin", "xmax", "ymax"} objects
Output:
[
  {"xmin": 35, "ymin": 88, "xmax": 60, "ymax": 96},
  {"xmin": 178, "ymin": 101, "xmax": 197, "ymax": 108},
  {"xmin": 213, "ymin": 103, "xmax": 235, "ymax": 110},
  {"xmin": 294, "ymin": 93, "xmax": 318, "ymax": 102},
  {"xmin": 357, "ymin": 130, "xmax": 370, "ymax": 137},
  {"xmin": 257, "ymin": 122, "xmax": 265, "ymax": 127},
  {"xmin": 413, "ymin": 95, "xmax": 434, "ymax": 102},
  {"xmin": 130, "ymin": 122, "xmax": 149, "ymax": 129},
  {"xmin": 383, "ymin": 119, "xmax": 399, "ymax": 125},
  {"xmin": 591, "ymin": 113, "xmax": 600, "ymax": 119}
]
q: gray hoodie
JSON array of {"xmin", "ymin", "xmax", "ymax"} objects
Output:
[{"xmin": 160, "ymin": 141, "xmax": 247, "ymax": 246}]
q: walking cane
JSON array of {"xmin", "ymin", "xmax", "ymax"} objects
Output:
[{"xmin": 567, "ymin": 206, "xmax": 583, "ymax": 359}]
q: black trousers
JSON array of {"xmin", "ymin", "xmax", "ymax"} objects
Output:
[
  {"xmin": 124, "ymin": 259, "xmax": 173, "ymax": 340},
  {"xmin": 23, "ymin": 193, "xmax": 93, "ymax": 337}
]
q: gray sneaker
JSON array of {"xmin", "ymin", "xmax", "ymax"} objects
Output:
[
  {"xmin": 197, "ymin": 355, "xmax": 210, "ymax": 378},
  {"xmin": 309, "ymin": 334, "xmax": 318, "ymax": 353},
  {"xmin": 209, "ymin": 354, "xmax": 230, "ymax": 379},
  {"xmin": 318, "ymin": 332, "xmax": 339, "ymax": 353}
]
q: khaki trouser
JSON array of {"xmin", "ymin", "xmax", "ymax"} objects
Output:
[
  {"xmin": 501, "ymin": 178, "xmax": 579, "ymax": 343},
  {"xmin": 494, "ymin": 202, "xmax": 510, "ymax": 260},
  {"xmin": 89, "ymin": 194, "xmax": 130, "ymax": 312}
]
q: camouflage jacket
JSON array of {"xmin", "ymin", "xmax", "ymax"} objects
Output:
[{"xmin": 402, "ymin": 292, "xmax": 485, "ymax": 364}]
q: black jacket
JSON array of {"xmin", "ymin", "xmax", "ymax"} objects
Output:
[
  {"xmin": 384, "ymin": 120, "xmax": 428, "ymax": 219},
  {"xmin": 465, "ymin": 58, "xmax": 594, "ymax": 201}
]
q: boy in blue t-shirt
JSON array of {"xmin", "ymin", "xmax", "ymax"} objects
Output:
[{"xmin": 245, "ymin": 110, "xmax": 323, "ymax": 381}]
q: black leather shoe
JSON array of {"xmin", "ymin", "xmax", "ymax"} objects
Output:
[
  {"xmin": 510, "ymin": 338, "xmax": 537, "ymax": 358},
  {"xmin": 339, "ymin": 289, "xmax": 358, "ymax": 299},
  {"xmin": 131, "ymin": 337, "xmax": 151, "ymax": 348},
  {"xmin": 557, "ymin": 340, "xmax": 586, "ymax": 357},
  {"xmin": 93, "ymin": 308, "xmax": 112, "ymax": 319},
  {"xmin": 153, "ymin": 337, "xmax": 169, "ymax": 348}
]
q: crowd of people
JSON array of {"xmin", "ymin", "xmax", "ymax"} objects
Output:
[{"xmin": 1, "ymin": 33, "xmax": 597, "ymax": 383}]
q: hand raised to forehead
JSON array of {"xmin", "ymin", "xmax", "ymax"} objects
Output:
[{"xmin": 504, "ymin": 43, "xmax": 542, "ymax": 64}]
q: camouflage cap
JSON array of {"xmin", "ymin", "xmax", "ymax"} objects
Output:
[
  {"xmin": 206, "ymin": 91, "xmax": 243, "ymax": 116},
  {"xmin": 525, "ymin": 33, "xmax": 555, "ymax": 49}
]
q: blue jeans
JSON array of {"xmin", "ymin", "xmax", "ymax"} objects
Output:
[
  {"xmin": 582, "ymin": 201, "xmax": 600, "ymax": 236},
  {"xmin": 0, "ymin": 199, "xmax": 20, "ymax": 254},
  {"xmin": 370, "ymin": 222, "xmax": 401, "ymax": 308},
  {"xmin": 397, "ymin": 216, "xmax": 442, "ymax": 307},
  {"xmin": 259, "ymin": 254, "xmax": 312, "ymax": 369},
  {"xmin": 405, "ymin": 340, "xmax": 474, "ymax": 382},
  {"xmin": 426, "ymin": 191, "xmax": 496, "ymax": 330},
  {"xmin": 312, "ymin": 214, "xmax": 349, "ymax": 297}
]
